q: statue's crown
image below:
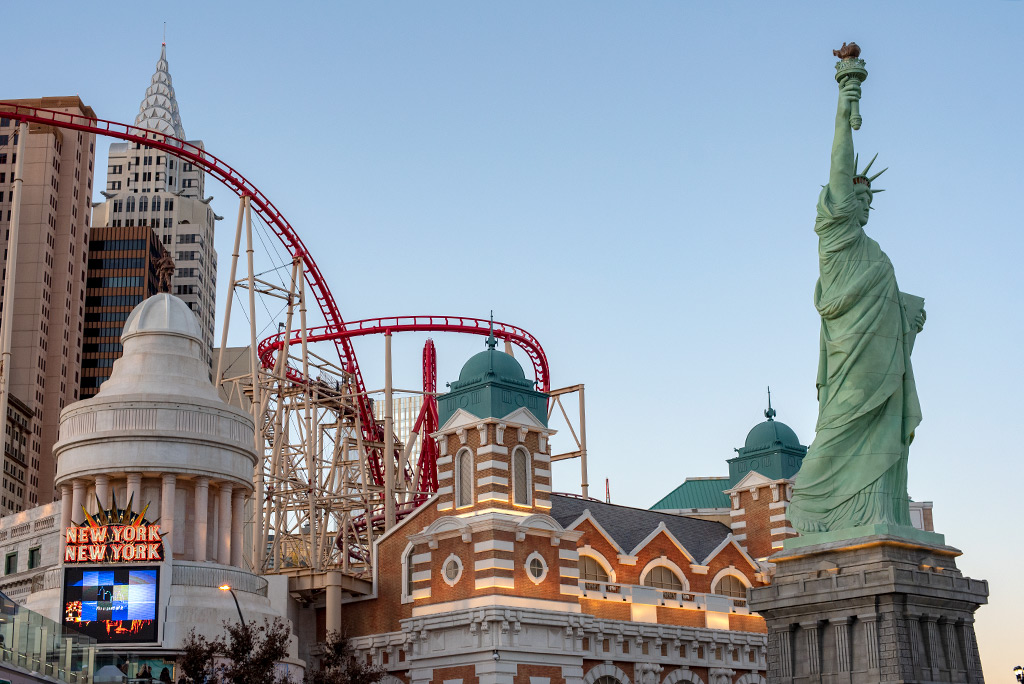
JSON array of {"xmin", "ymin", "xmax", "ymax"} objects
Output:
[{"xmin": 853, "ymin": 153, "xmax": 887, "ymax": 193}]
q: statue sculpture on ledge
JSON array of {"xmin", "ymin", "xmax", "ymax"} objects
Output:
[{"xmin": 788, "ymin": 44, "xmax": 927, "ymax": 535}]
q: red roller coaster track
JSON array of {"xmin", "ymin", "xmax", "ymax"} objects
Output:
[{"xmin": 0, "ymin": 102, "xmax": 550, "ymax": 501}]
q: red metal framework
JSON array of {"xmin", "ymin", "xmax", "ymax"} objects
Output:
[{"xmin": 0, "ymin": 102, "xmax": 550, "ymax": 498}]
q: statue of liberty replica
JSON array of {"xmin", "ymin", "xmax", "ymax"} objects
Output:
[
  {"xmin": 748, "ymin": 45, "xmax": 988, "ymax": 683},
  {"xmin": 787, "ymin": 41, "xmax": 927, "ymax": 536}
]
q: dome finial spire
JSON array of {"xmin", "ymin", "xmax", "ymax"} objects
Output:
[
  {"xmin": 486, "ymin": 310, "xmax": 497, "ymax": 350},
  {"xmin": 765, "ymin": 386, "xmax": 776, "ymax": 421}
]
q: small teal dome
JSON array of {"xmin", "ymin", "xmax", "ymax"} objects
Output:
[
  {"xmin": 458, "ymin": 348, "xmax": 526, "ymax": 383},
  {"xmin": 744, "ymin": 418, "xmax": 801, "ymax": 450}
]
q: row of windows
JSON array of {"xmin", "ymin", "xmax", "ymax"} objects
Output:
[
  {"xmin": 578, "ymin": 554, "xmax": 748, "ymax": 598},
  {"xmin": 84, "ymin": 295, "xmax": 142, "ymax": 308},
  {"xmin": 112, "ymin": 196, "xmax": 175, "ymax": 213},
  {"xmin": 87, "ymin": 258, "xmax": 144, "ymax": 270},
  {"xmin": 453, "ymin": 446, "xmax": 533, "ymax": 507},
  {"xmin": 86, "ymin": 276, "xmax": 143, "ymax": 288},
  {"xmin": 81, "ymin": 358, "xmax": 115, "ymax": 368},
  {"xmin": 83, "ymin": 326, "xmax": 123, "ymax": 338},
  {"xmin": 82, "ymin": 342, "xmax": 123, "ymax": 353},
  {"xmin": 84, "ymin": 311, "xmax": 131, "ymax": 323},
  {"xmin": 89, "ymin": 239, "xmax": 146, "ymax": 252}
]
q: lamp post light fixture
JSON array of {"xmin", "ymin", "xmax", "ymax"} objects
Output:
[
  {"xmin": 1014, "ymin": 665, "xmax": 1022, "ymax": 684},
  {"xmin": 219, "ymin": 584, "xmax": 245, "ymax": 625}
]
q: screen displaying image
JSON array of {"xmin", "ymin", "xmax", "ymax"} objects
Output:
[{"xmin": 63, "ymin": 566, "xmax": 159, "ymax": 643}]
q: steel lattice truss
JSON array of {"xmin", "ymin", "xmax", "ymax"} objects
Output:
[{"xmin": 0, "ymin": 103, "xmax": 581, "ymax": 588}]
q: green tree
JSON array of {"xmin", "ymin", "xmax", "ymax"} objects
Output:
[
  {"xmin": 179, "ymin": 617, "xmax": 293, "ymax": 684},
  {"xmin": 303, "ymin": 631, "xmax": 382, "ymax": 684}
]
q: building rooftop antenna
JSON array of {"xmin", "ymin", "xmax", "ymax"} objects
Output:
[{"xmin": 765, "ymin": 386, "xmax": 776, "ymax": 421}]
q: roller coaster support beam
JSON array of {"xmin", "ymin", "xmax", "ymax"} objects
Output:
[
  {"xmin": 384, "ymin": 332, "xmax": 396, "ymax": 530},
  {"xmin": 0, "ymin": 121, "xmax": 28, "ymax": 457},
  {"xmin": 547, "ymin": 384, "xmax": 590, "ymax": 498}
]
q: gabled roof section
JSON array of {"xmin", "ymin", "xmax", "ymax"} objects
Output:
[
  {"xmin": 725, "ymin": 470, "xmax": 774, "ymax": 493},
  {"xmin": 700, "ymin": 534, "xmax": 760, "ymax": 570},
  {"xmin": 650, "ymin": 477, "xmax": 730, "ymax": 511},
  {"xmin": 626, "ymin": 522, "xmax": 696, "ymax": 563},
  {"xmin": 550, "ymin": 494, "xmax": 731, "ymax": 563},
  {"xmin": 436, "ymin": 407, "xmax": 482, "ymax": 433},
  {"xmin": 560, "ymin": 508, "xmax": 626, "ymax": 555},
  {"xmin": 500, "ymin": 406, "xmax": 549, "ymax": 430},
  {"xmin": 135, "ymin": 44, "xmax": 186, "ymax": 139}
]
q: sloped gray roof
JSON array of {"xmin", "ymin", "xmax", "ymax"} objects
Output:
[{"xmin": 550, "ymin": 494, "xmax": 732, "ymax": 562}]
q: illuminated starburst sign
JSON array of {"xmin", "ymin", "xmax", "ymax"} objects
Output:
[{"xmin": 65, "ymin": 492, "xmax": 165, "ymax": 563}]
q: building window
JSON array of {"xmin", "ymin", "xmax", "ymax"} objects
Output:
[
  {"xmin": 152, "ymin": 196, "xmax": 161, "ymax": 212},
  {"xmin": 712, "ymin": 573, "xmax": 748, "ymax": 599},
  {"xmin": 441, "ymin": 553, "xmax": 463, "ymax": 587},
  {"xmin": 4, "ymin": 552, "xmax": 16, "ymax": 575},
  {"xmin": 27, "ymin": 547, "xmax": 40, "ymax": 569},
  {"xmin": 579, "ymin": 555, "xmax": 609, "ymax": 583},
  {"xmin": 642, "ymin": 564, "xmax": 684, "ymax": 591},
  {"xmin": 455, "ymin": 448, "xmax": 473, "ymax": 507},
  {"xmin": 139, "ymin": 195, "xmax": 148, "ymax": 212},
  {"xmin": 512, "ymin": 446, "xmax": 531, "ymax": 505},
  {"xmin": 525, "ymin": 551, "xmax": 548, "ymax": 585}
]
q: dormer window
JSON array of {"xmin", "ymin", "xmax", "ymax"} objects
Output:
[
  {"xmin": 512, "ymin": 446, "xmax": 531, "ymax": 505},
  {"xmin": 455, "ymin": 448, "xmax": 473, "ymax": 507}
]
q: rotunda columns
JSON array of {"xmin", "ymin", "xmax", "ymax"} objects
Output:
[
  {"xmin": 162, "ymin": 474, "xmax": 177, "ymax": 562},
  {"xmin": 59, "ymin": 484, "xmax": 72, "ymax": 556},
  {"xmin": 231, "ymin": 489, "xmax": 245, "ymax": 567},
  {"xmin": 195, "ymin": 477, "xmax": 210, "ymax": 562},
  {"xmin": 70, "ymin": 479, "xmax": 86, "ymax": 525},
  {"xmin": 126, "ymin": 472, "xmax": 142, "ymax": 509},
  {"xmin": 94, "ymin": 475, "xmax": 110, "ymax": 514},
  {"xmin": 218, "ymin": 483, "xmax": 233, "ymax": 565}
]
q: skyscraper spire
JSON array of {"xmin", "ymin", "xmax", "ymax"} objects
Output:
[{"xmin": 134, "ymin": 43, "xmax": 186, "ymax": 140}]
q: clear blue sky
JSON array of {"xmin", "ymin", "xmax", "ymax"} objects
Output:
[{"xmin": 6, "ymin": 2, "xmax": 1021, "ymax": 677}]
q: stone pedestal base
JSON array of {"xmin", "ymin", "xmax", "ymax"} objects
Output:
[{"xmin": 748, "ymin": 535, "xmax": 987, "ymax": 684}]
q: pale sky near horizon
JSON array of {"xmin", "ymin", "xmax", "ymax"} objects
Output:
[{"xmin": 5, "ymin": 2, "xmax": 1022, "ymax": 678}]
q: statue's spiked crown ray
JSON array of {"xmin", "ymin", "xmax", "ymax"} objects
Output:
[{"xmin": 852, "ymin": 153, "xmax": 887, "ymax": 193}]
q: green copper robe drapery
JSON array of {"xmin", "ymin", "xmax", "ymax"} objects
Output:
[{"xmin": 788, "ymin": 186, "xmax": 921, "ymax": 533}]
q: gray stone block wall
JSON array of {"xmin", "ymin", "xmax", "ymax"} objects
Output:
[{"xmin": 748, "ymin": 535, "xmax": 987, "ymax": 684}]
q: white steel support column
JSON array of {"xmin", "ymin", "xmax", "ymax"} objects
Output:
[
  {"xmin": 194, "ymin": 477, "xmax": 210, "ymax": 562},
  {"xmin": 325, "ymin": 571, "xmax": 342, "ymax": 635},
  {"xmin": 71, "ymin": 479, "xmax": 86, "ymax": 525},
  {"xmin": 384, "ymin": 332, "xmax": 396, "ymax": 530},
  {"xmin": 243, "ymin": 197, "xmax": 264, "ymax": 570},
  {"xmin": 0, "ymin": 121, "xmax": 28, "ymax": 446},
  {"xmin": 161, "ymin": 474, "xmax": 177, "ymax": 562},
  {"xmin": 219, "ymin": 483, "xmax": 233, "ymax": 565},
  {"xmin": 126, "ymin": 472, "xmax": 142, "ymax": 509},
  {"xmin": 578, "ymin": 384, "xmax": 589, "ymax": 499},
  {"xmin": 231, "ymin": 489, "xmax": 245, "ymax": 567}
]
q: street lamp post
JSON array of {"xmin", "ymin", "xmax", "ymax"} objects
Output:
[{"xmin": 219, "ymin": 585, "xmax": 245, "ymax": 625}]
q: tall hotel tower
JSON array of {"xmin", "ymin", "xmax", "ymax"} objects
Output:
[
  {"xmin": 91, "ymin": 44, "xmax": 219, "ymax": 373},
  {"xmin": 0, "ymin": 97, "xmax": 96, "ymax": 508}
]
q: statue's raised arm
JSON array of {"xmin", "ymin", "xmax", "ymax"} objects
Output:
[{"xmin": 829, "ymin": 79, "xmax": 860, "ymax": 200}]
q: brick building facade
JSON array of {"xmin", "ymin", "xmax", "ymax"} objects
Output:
[{"xmin": 340, "ymin": 337, "xmax": 772, "ymax": 684}]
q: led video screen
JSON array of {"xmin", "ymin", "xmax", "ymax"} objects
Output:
[{"xmin": 63, "ymin": 566, "xmax": 159, "ymax": 643}]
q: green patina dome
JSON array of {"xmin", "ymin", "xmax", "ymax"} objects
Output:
[
  {"xmin": 458, "ymin": 347, "xmax": 526, "ymax": 384},
  {"xmin": 744, "ymin": 417, "xmax": 801, "ymax": 450}
]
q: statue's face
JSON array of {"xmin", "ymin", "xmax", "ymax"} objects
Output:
[{"xmin": 855, "ymin": 186, "xmax": 872, "ymax": 226}]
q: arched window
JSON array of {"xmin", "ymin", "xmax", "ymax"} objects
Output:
[
  {"xmin": 713, "ymin": 574, "xmax": 747, "ymax": 599},
  {"xmin": 165, "ymin": 198, "xmax": 174, "ymax": 212},
  {"xmin": 594, "ymin": 677, "xmax": 622, "ymax": 684},
  {"xmin": 138, "ymin": 195, "xmax": 148, "ymax": 212},
  {"xmin": 125, "ymin": 195, "xmax": 135, "ymax": 213},
  {"xmin": 152, "ymin": 196, "xmax": 161, "ymax": 212},
  {"xmin": 643, "ymin": 565, "xmax": 683, "ymax": 591},
  {"xmin": 455, "ymin": 449, "xmax": 473, "ymax": 507},
  {"xmin": 401, "ymin": 544, "xmax": 415, "ymax": 601},
  {"xmin": 578, "ymin": 555, "xmax": 609, "ymax": 583},
  {"xmin": 512, "ymin": 447, "xmax": 531, "ymax": 505}
]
